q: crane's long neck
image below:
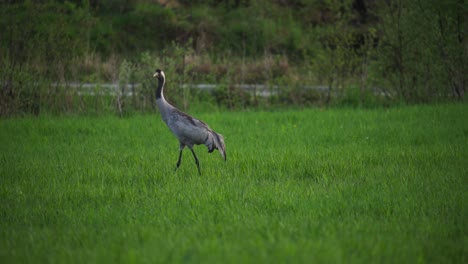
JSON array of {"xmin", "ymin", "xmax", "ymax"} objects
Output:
[
  {"xmin": 155, "ymin": 76, "xmax": 174, "ymax": 124},
  {"xmin": 156, "ymin": 77, "xmax": 165, "ymax": 100}
]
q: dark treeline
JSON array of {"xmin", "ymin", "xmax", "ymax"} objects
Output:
[{"xmin": 0, "ymin": 0, "xmax": 466, "ymax": 116}]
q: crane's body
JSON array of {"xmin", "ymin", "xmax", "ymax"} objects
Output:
[{"xmin": 153, "ymin": 69, "xmax": 226, "ymax": 174}]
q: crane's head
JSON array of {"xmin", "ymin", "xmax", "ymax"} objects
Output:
[{"xmin": 153, "ymin": 69, "xmax": 165, "ymax": 80}]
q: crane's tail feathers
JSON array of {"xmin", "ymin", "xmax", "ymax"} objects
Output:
[{"xmin": 206, "ymin": 131, "xmax": 226, "ymax": 161}]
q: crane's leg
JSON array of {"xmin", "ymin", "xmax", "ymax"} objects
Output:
[
  {"xmin": 175, "ymin": 144, "xmax": 185, "ymax": 172},
  {"xmin": 189, "ymin": 147, "xmax": 201, "ymax": 175}
]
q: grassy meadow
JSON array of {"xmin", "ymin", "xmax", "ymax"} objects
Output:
[{"xmin": 0, "ymin": 104, "xmax": 467, "ymax": 263}]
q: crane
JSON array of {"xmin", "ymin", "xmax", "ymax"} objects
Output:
[{"xmin": 153, "ymin": 69, "xmax": 226, "ymax": 175}]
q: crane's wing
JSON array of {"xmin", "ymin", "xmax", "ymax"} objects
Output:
[
  {"xmin": 208, "ymin": 130, "xmax": 226, "ymax": 161},
  {"xmin": 170, "ymin": 109, "xmax": 226, "ymax": 160}
]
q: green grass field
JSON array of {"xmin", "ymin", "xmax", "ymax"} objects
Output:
[{"xmin": 1, "ymin": 104, "xmax": 467, "ymax": 263}]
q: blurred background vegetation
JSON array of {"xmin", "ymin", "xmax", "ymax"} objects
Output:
[{"xmin": 0, "ymin": 0, "xmax": 466, "ymax": 116}]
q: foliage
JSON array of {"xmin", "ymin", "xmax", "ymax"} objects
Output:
[
  {"xmin": 0, "ymin": 1, "xmax": 92, "ymax": 115},
  {"xmin": 1, "ymin": 104, "xmax": 467, "ymax": 263},
  {"xmin": 0, "ymin": 0, "xmax": 466, "ymax": 116},
  {"xmin": 375, "ymin": 0, "xmax": 466, "ymax": 102}
]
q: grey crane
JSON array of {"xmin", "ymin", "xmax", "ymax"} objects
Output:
[{"xmin": 153, "ymin": 69, "xmax": 226, "ymax": 175}]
